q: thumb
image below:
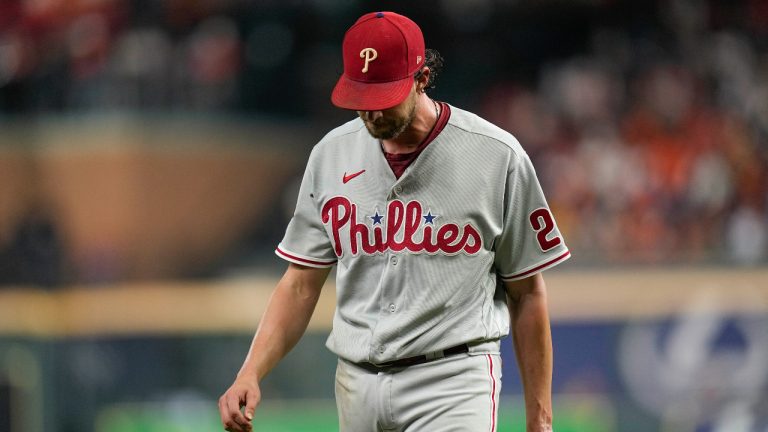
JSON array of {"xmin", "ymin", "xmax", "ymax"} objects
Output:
[{"xmin": 244, "ymin": 390, "xmax": 259, "ymax": 420}]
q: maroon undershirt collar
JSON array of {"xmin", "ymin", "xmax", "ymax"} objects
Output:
[{"xmin": 383, "ymin": 101, "xmax": 451, "ymax": 179}]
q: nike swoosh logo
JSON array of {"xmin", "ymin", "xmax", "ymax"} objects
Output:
[{"xmin": 342, "ymin": 169, "xmax": 366, "ymax": 184}]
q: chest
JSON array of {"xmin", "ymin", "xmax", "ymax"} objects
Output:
[{"xmin": 312, "ymin": 137, "xmax": 508, "ymax": 260}]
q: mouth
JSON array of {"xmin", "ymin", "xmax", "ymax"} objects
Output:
[{"xmin": 365, "ymin": 120, "xmax": 387, "ymax": 129}]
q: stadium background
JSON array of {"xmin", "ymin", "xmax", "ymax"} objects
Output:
[{"xmin": 0, "ymin": 0, "xmax": 767, "ymax": 431}]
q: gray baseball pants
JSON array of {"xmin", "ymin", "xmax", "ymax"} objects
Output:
[{"xmin": 335, "ymin": 350, "xmax": 502, "ymax": 431}]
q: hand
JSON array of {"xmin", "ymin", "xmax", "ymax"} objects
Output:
[{"xmin": 218, "ymin": 373, "xmax": 261, "ymax": 432}]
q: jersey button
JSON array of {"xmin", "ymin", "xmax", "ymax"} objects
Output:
[
  {"xmin": 388, "ymin": 303, "xmax": 396, "ymax": 313},
  {"xmin": 394, "ymin": 185, "xmax": 403, "ymax": 194},
  {"xmin": 390, "ymin": 256, "xmax": 398, "ymax": 265},
  {"xmin": 378, "ymin": 345, "xmax": 386, "ymax": 354}
]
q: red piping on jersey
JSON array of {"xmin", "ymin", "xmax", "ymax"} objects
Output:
[
  {"xmin": 501, "ymin": 250, "xmax": 571, "ymax": 281},
  {"xmin": 486, "ymin": 354, "xmax": 497, "ymax": 432},
  {"xmin": 275, "ymin": 247, "xmax": 336, "ymax": 267}
]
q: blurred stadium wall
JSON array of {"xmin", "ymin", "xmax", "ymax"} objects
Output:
[{"xmin": 1, "ymin": 0, "xmax": 767, "ymax": 431}]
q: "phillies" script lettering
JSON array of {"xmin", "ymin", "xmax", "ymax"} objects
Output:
[{"xmin": 321, "ymin": 196, "xmax": 482, "ymax": 257}]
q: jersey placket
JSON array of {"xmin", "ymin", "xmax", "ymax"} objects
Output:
[
  {"xmin": 361, "ymin": 136, "xmax": 413, "ymax": 364},
  {"xmin": 369, "ymin": 177, "xmax": 410, "ymax": 363}
]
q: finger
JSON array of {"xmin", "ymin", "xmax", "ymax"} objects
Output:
[
  {"xmin": 219, "ymin": 392, "xmax": 248, "ymax": 432},
  {"xmin": 225, "ymin": 393, "xmax": 251, "ymax": 430},
  {"xmin": 222, "ymin": 415, "xmax": 242, "ymax": 432},
  {"xmin": 218, "ymin": 394, "xmax": 232, "ymax": 428},
  {"xmin": 223, "ymin": 416, "xmax": 247, "ymax": 432},
  {"xmin": 223, "ymin": 418, "xmax": 243, "ymax": 432},
  {"xmin": 243, "ymin": 389, "xmax": 261, "ymax": 421}
]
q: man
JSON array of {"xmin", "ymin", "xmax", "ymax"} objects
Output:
[{"xmin": 219, "ymin": 11, "xmax": 569, "ymax": 432}]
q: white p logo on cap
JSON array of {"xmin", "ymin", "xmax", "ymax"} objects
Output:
[{"xmin": 360, "ymin": 48, "xmax": 378, "ymax": 73}]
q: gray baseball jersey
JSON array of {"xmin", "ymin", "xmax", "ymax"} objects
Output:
[{"xmin": 276, "ymin": 105, "xmax": 570, "ymax": 364}]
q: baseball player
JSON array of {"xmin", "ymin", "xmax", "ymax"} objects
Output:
[{"xmin": 219, "ymin": 11, "xmax": 569, "ymax": 432}]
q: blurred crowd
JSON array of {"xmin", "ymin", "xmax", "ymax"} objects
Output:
[
  {"xmin": 0, "ymin": 0, "xmax": 246, "ymax": 112},
  {"xmin": 480, "ymin": 5, "xmax": 768, "ymax": 265},
  {"xmin": 0, "ymin": 0, "xmax": 766, "ymax": 284}
]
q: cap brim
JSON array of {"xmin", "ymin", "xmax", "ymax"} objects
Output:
[{"xmin": 331, "ymin": 74, "xmax": 414, "ymax": 111}]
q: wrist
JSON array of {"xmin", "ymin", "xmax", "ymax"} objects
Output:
[
  {"xmin": 526, "ymin": 411, "xmax": 552, "ymax": 431},
  {"xmin": 236, "ymin": 366, "xmax": 261, "ymax": 382}
]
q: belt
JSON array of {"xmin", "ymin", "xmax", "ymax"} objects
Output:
[{"xmin": 356, "ymin": 343, "xmax": 469, "ymax": 372}]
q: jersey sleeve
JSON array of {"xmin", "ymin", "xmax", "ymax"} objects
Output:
[
  {"xmin": 494, "ymin": 151, "xmax": 570, "ymax": 281},
  {"xmin": 275, "ymin": 154, "xmax": 338, "ymax": 268}
]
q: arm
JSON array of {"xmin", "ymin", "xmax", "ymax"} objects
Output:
[
  {"xmin": 505, "ymin": 272, "xmax": 553, "ymax": 432},
  {"xmin": 218, "ymin": 263, "xmax": 332, "ymax": 432}
]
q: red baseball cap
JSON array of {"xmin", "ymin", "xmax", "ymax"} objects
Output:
[{"xmin": 331, "ymin": 11, "xmax": 426, "ymax": 111}]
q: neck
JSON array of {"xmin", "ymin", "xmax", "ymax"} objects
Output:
[{"xmin": 381, "ymin": 94, "xmax": 438, "ymax": 154}]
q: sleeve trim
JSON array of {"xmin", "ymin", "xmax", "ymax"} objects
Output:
[
  {"xmin": 275, "ymin": 246, "xmax": 337, "ymax": 268},
  {"xmin": 500, "ymin": 250, "xmax": 571, "ymax": 281}
]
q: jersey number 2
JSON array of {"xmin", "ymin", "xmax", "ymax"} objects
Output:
[{"xmin": 529, "ymin": 208, "xmax": 562, "ymax": 252}]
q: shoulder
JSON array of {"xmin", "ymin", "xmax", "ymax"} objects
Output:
[
  {"xmin": 316, "ymin": 118, "xmax": 366, "ymax": 149},
  {"xmin": 306, "ymin": 117, "xmax": 366, "ymax": 163},
  {"xmin": 444, "ymin": 105, "xmax": 528, "ymax": 166}
]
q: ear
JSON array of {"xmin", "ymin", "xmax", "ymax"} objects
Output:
[{"xmin": 416, "ymin": 67, "xmax": 431, "ymax": 92}]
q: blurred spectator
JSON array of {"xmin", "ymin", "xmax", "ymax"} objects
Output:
[
  {"xmin": 0, "ymin": 204, "xmax": 65, "ymax": 287},
  {"xmin": 109, "ymin": 27, "xmax": 174, "ymax": 108},
  {"xmin": 180, "ymin": 16, "xmax": 241, "ymax": 110},
  {"xmin": 726, "ymin": 203, "xmax": 768, "ymax": 265}
]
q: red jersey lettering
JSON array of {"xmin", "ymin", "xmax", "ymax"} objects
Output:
[{"xmin": 321, "ymin": 196, "xmax": 482, "ymax": 258}]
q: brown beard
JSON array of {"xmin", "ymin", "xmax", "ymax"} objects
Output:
[{"xmin": 361, "ymin": 95, "xmax": 418, "ymax": 140}]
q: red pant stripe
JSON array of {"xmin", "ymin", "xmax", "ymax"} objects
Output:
[{"xmin": 486, "ymin": 354, "xmax": 497, "ymax": 432}]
